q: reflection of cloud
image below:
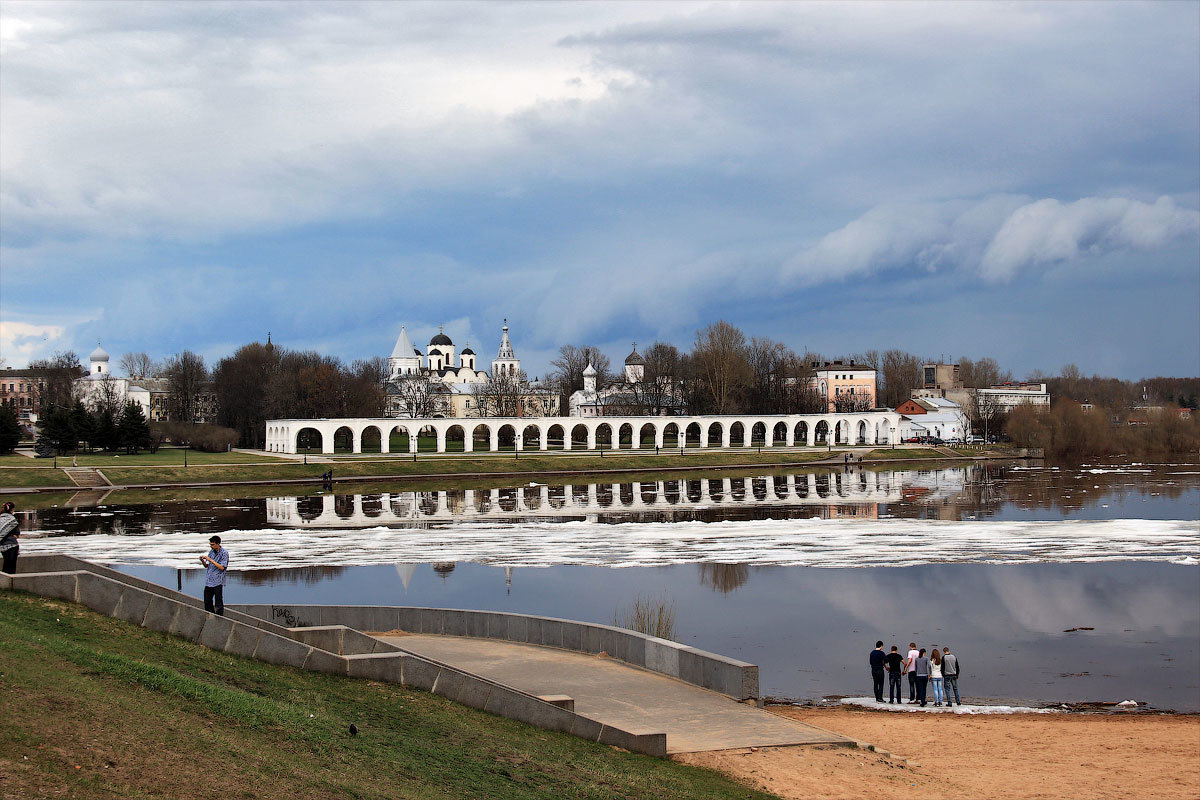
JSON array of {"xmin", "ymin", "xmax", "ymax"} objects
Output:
[{"xmin": 985, "ymin": 567, "xmax": 1198, "ymax": 639}]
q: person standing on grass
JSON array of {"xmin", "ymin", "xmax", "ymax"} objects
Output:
[
  {"xmin": 942, "ymin": 646, "xmax": 961, "ymax": 706},
  {"xmin": 199, "ymin": 535, "xmax": 228, "ymax": 615},
  {"xmin": 913, "ymin": 648, "xmax": 931, "ymax": 706},
  {"xmin": 869, "ymin": 641, "xmax": 887, "ymax": 702},
  {"xmin": 904, "ymin": 642, "xmax": 920, "ymax": 703},
  {"xmin": 0, "ymin": 501, "xmax": 19, "ymax": 575},
  {"xmin": 885, "ymin": 645, "xmax": 904, "ymax": 703},
  {"xmin": 930, "ymin": 648, "xmax": 945, "ymax": 706}
]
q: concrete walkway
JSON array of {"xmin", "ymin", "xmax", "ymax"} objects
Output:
[{"xmin": 380, "ymin": 633, "xmax": 850, "ymax": 754}]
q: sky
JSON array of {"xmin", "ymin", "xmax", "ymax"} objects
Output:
[{"xmin": 1, "ymin": 0, "xmax": 1198, "ymax": 381}]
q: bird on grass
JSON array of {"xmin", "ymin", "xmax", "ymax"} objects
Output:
[{"xmin": 349, "ymin": 723, "xmax": 358, "ymax": 737}]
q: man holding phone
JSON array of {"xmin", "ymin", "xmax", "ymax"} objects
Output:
[{"xmin": 200, "ymin": 535, "xmax": 229, "ymax": 615}]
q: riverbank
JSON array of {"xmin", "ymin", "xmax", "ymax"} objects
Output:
[
  {"xmin": 0, "ymin": 591, "xmax": 773, "ymax": 800},
  {"xmin": 678, "ymin": 706, "xmax": 1200, "ymax": 800},
  {"xmin": 0, "ymin": 444, "xmax": 1025, "ymax": 495}
]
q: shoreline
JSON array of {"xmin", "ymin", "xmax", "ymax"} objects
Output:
[{"xmin": 0, "ymin": 446, "xmax": 1028, "ymax": 495}]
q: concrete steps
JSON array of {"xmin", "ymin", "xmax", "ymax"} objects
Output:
[{"xmin": 63, "ymin": 467, "xmax": 111, "ymax": 487}]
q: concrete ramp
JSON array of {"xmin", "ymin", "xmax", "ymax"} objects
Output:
[{"xmin": 383, "ymin": 634, "xmax": 848, "ymax": 754}]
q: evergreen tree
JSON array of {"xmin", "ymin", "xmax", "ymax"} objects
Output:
[
  {"xmin": 0, "ymin": 400, "xmax": 21, "ymax": 454},
  {"xmin": 93, "ymin": 407, "xmax": 119, "ymax": 452},
  {"xmin": 69, "ymin": 400, "xmax": 94, "ymax": 452},
  {"xmin": 36, "ymin": 405, "xmax": 76, "ymax": 454},
  {"xmin": 118, "ymin": 401, "xmax": 152, "ymax": 454}
]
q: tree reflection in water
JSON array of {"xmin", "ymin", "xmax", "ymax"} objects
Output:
[{"xmin": 699, "ymin": 563, "xmax": 750, "ymax": 594}]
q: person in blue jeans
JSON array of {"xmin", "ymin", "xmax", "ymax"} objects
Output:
[
  {"xmin": 942, "ymin": 645, "xmax": 962, "ymax": 705},
  {"xmin": 200, "ymin": 535, "xmax": 229, "ymax": 615},
  {"xmin": 885, "ymin": 645, "xmax": 904, "ymax": 703}
]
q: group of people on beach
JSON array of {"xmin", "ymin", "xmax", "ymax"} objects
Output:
[{"xmin": 870, "ymin": 641, "xmax": 961, "ymax": 706}]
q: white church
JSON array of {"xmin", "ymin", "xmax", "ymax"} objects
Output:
[{"xmin": 385, "ymin": 321, "xmax": 553, "ymax": 418}]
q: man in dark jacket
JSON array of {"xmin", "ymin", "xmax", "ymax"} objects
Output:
[
  {"xmin": 942, "ymin": 646, "xmax": 961, "ymax": 706},
  {"xmin": 869, "ymin": 640, "xmax": 886, "ymax": 702},
  {"xmin": 885, "ymin": 645, "xmax": 905, "ymax": 703},
  {"xmin": 0, "ymin": 501, "xmax": 18, "ymax": 574}
]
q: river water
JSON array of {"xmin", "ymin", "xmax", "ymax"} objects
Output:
[{"xmin": 15, "ymin": 460, "xmax": 1200, "ymax": 710}]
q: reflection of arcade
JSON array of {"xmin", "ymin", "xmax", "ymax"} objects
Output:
[{"xmin": 265, "ymin": 471, "xmax": 903, "ymax": 528}]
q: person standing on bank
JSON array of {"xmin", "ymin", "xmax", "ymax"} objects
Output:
[
  {"xmin": 930, "ymin": 648, "xmax": 945, "ymax": 706},
  {"xmin": 0, "ymin": 502, "xmax": 19, "ymax": 575},
  {"xmin": 904, "ymin": 642, "xmax": 920, "ymax": 703},
  {"xmin": 199, "ymin": 535, "xmax": 228, "ymax": 615},
  {"xmin": 914, "ymin": 647, "xmax": 931, "ymax": 706},
  {"xmin": 886, "ymin": 645, "xmax": 905, "ymax": 703},
  {"xmin": 869, "ymin": 641, "xmax": 887, "ymax": 702},
  {"xmin": 942, "ymin": 646, "xmax": 961, "ymax": 706}
]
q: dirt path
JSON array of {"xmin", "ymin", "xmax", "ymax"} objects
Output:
[{"xmin": 675, "ymin": 707, "xmax": 1200, "ymax": 800}]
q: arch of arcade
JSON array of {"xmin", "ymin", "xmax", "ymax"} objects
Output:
[{"xmin": 265, "ymin": 411, "xmax": 904, "ymax": 455}]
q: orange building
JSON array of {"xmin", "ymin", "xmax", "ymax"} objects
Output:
[{"xmin": 811, "ymin": 360, "xmax": 877, "ymax": 412}]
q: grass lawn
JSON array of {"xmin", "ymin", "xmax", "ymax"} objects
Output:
[
  {"xmin": 0, "ymin": 591, "xmax": 776, "ymax": 800},
  {"xmin": 0, "ymin": 467, "xmax": 77, "ymax": 488},
  {"xmin": 863, "ymin": 448, "xmax": 946, "ymax": 460}
]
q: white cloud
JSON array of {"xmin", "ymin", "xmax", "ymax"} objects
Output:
[
  {"xmin": 980, "ymin": 196, "xmax": 1200, "ymax": 281},
  {"xmin": 0, "ymin": 320, "xmax": 67, "ymax": 365},
  {"xmin": 783, "ymin": 194, "xmax": 1199, "ymax": 286}
]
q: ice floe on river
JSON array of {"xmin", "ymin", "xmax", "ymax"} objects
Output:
[{"xmin": 24, "ymin": 517, "xmax": 1200, "ymax": 570}]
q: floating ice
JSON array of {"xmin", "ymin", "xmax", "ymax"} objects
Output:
[
  {"xmin": 839, "ymin": 698, "xmax": 1057, "ymax": 714},
  {"xmin": 24, "ymin": 517, "xmax": 1200, "ymax": 571}
]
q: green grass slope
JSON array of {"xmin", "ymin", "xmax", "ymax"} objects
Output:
[{"xmin": 0, "ymin": 592, "xmax": 775, "ymax": 800}]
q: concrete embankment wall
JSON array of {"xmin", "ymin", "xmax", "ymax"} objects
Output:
[
  {"xmin": 1, "ymin": 556, "xmax": 667, "ymax": 757},
  {"xmin": 233, "ymin": 603, "xmax": 759, "ymax": 701}
]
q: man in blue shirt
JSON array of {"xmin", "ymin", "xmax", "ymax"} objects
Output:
[{"xmin": 200, "ymin": 535, "xmax": 229, "ymax": 615}]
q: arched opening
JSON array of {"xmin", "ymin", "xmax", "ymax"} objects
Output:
[
  {"xmin": 523, "ymin": 486, "xmax": 541, "ymax": 510},
  {"xmin": 474, "ymin": 490, "xmax": 492, "ymax": 514},
  {"xmin": 752, "ymin": 478, "xmax": 768, "ymax": 501},
  {"xmin": 547, "ymin": 485, "xmax": 566, "ymax": 508},
  {"xmin": 389, "ymin": 426, "xmax": 412, "ymax": 453},
  {"xmin": 619, "ymin": 483, "xmax": 635, "ymax": 505},
  {"xmin": 389, "ymin": 494, "xmax": 413, "ymax": 516},
  {"xmin": 295, "ymin": 427, "xmax": 323, "ymax": 453},
  {"xmin": 639, "ymin": 423, "xmax": 656, "ymax": 448},
  {"xmin": 794, "ymin": 421, "xmax": 808, "ymax": 446},
  {"xmin": 444, "ymin": 424, "xmax": 466, "ymax": 453},
  {"xmin": 815, "ymin": 473, "xmax": 830, "ymax": 498},
  {"xmin": 361, "ymin": 493, "xmax": 383, "ymax": 517},
  {"xmin": 640, "ymin": 481, "xmax": 658, "ymax": 504},
  {"xmin": 596, "ymin": 484, "xmax": 614, "ymax": 507},
  {"xmin": 751, "ymin": 422, "xmax": 768, "ymax": 447},
  {"xmin": 546, "ymin": 424, "xmax": 565, "ymax": 450},
  {"xmin": 795, "ymin": 475, "xmax": 809, "ymax": 498},
  {"xmin": 707, "ymin": 478, "xmax": 724, "ymax": 502},
  {"xmin": 773, "ymin": 475, "xmax": 789, "ymax": 499},
  {"xmin": 360, "ymin": 426, "xmax": 383, "ymax": 453},
  {"xmin": 446, "ymin": 489, "xmax": 466, "ymax": 513},
  {"xmin": 497, "ymin": 488, "xmax": 517, "ymax": 512},
  {"xmin": 814, "ymin": 420, "xmax": 829, "ymax": 445},
  {"xmin": 571, "ymin": 424, "xmax": 589, "ymax": 449},
  {"xmin": 707, "ymin": 422, "xmax": 723, "ymax": 447},
  {"xmin": 685, "ymin": 480, "xmax": 703, "ymax": 503},
  {"xmin": 571, "ymin": 484, "xmax": 589, "ymax": 505},
  {"xmin": 471, "ymin": 424, "xmax": 492, "ymax": 451},
  {"xmin": 857, "ymin": 420, "xmax": 868, "ymax": 445},
  {"xmin": 522, "ymin": 424, "xmax": 541, "ymax": 450},
  {"xmin": 297, "ymin": 496, "xmax": 323, "ymax": 521},
  {"xmin": 685, "ymin": 422, "xmax": 702, "ymax": 447},
  {"xmin": 729, "ymin": 478, "xmax": 746, "ymax": 501},
  {"xmin": 663, "ymin": 480, "xmax": 681, "ymax": 504},
  {"xmin": 662, "ymin": 423, "xmax": 680, "ymax": 448},
  {"xmin": 618, "ymin": 423, "xmax": 634, "ymax": 449},
  {"xmin": 333, "ymin": 426, "xmax": 354, "ymax": 453},
  {"xmin": 772, "ymin": 422, "xmax": 788, "ymax": 446},
  {"xmin": 335, "ymin": 494, "xmax": 355, "ymax": 517},
  {"xmin": 595, "ymin": 423, "xmax": 613, "ymax": 449},
  {"xmin": 417, "ymin": 424, "xmax": 439, "ymax": 453},
  {"xmin": 418, "ymin": 491, "xmax": 439, "ymax": 515},
  {"xmin": 729, "ymin": 421, "xmax": 745, "ymax": 448},
  {"xmin": 497, "ymin": 424, "xmax": 518, "ymax": 451}
]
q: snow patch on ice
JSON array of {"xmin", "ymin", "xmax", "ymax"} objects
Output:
[{"xmin": 23, "ymin": 517, "xmax": 1200, "ymax": 571}]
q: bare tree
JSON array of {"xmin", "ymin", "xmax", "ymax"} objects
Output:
[
  {"xmin": 745, "ymin": 337, "xmax": 794, "ymax": 413},
  {"xmin": 389, "ymin": 375, "xmax": 449, "ymax": 418},
  {"xmin": 473, "ymin": 369, "xmax": 530, "ymax": 417},
  {"xmin": 87, "ymin": 373, "xmax": 125, "ymax": 416},
  {"xmin": 28, "ymin": 350, "xmax": 85, "ymax": 413},
  {"xmin": 960, "ymin": 357, "xmax": 1012, "ymax": 388},
  {"xmin": 630, "ymin": 341, "xmax": 683, "ymax": 415},
  {"xmin": 551, "ymin": 345, "xmax": 612, "ymax": 414},
  {"xmin": 691, "ymin": 321, "xmax": 751, "ymax": 414},
  {"xmin": 119, "ymin": 351, "xmax": 158, "ymax": 379},
  {"xmin": 970, "ymin": 390, "xmax": 1004, "ymax": 441},
  {"xmin": 163, "ymin": 351, "xmax": 209, "ymax": 422},
  {"xmin": 832, "ymin": 393, "xmax": 873, "ymax": 413},
  {"xmin": 880, "ymin": 349, "xmax": 925, "ymax": 408}
]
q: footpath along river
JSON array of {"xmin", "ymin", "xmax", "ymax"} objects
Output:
[{"xmin": 15, "ymin": 459, "xmax": 1200, "ymax": 710}]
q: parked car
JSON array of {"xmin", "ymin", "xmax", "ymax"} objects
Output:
[
  {"xmin": 902, "ymin": 437, "xmax": 922, "ymax": 444},
  {"xmin": 966, "ymin": 435, "xmax": 984, "ymax": 444}
]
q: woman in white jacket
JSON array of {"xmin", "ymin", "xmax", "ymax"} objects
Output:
[{"xmin": 929, "ymin": 648, "xmax": 945, "ymax": 706}]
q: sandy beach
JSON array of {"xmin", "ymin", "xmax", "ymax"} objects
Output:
[{"xmin": 676, "ymin": 707, "xmax": 1200, "ymax": 800}]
